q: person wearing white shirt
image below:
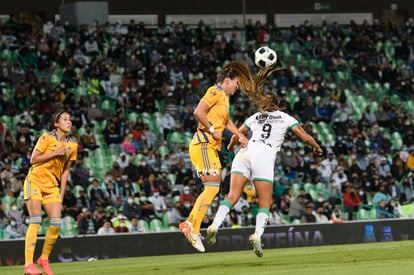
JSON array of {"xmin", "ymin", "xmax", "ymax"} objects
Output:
[
  {"xmin": 148, "ymin": 190, "xmax": 167, "ymax": 214},
  {"xmin": 159, "ymin": 110, "xmax": 177, "ymax": 140},
  {"xmin": 97, "ymin": 219, "xmax": 115, "ymax": 235}
]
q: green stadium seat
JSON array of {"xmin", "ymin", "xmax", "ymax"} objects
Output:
[
  {"xmin": 149, "ymin": 218, "xmax": 164, "ymax": 232},
  {"xmin": 38, "ymin": 217, "xmax": 50, "ymax": 236},
  {"xmin": 158, "ymin": 145, "xmax": 170, "ymax": 159},
  {"xmin": 60, "ymin": 216, "xmax": 78, "ymax": 237},
  {"xmin": 357, "ymin": 207, "xmax": 377, "ymax": 220},
  {"xmin": 138, "ymin": 219, "xmax": 150, "ymax": 233}
]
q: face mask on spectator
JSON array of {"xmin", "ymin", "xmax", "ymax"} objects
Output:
[
  {"xmin": 11, "ymin": 206, "xmax": 17, "ymax": 211},
  {"xmin": 127, "ymin": 198, "xmax": 134, "ymax": 204},
  {"xmin": 10, "ymin": 221, "xmax": 17, "ymax": 226}
]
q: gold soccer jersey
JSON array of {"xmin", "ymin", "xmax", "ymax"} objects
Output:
[
  {"xmin": 26, "ymin": 132, "xmax": 78, "ymax": 192},
  {"xmin": 193, "ymin": 85, "xmax": 229, "ymax": 151}
]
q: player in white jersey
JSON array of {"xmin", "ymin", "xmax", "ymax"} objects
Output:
[{"xmin": 206, "ymin": 67, "xmax": 323, "ymax": 257}]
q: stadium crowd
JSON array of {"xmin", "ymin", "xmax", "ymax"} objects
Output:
[{"xmin": 1, "ymin": 13, "xmax": 414, "ymax": 238}]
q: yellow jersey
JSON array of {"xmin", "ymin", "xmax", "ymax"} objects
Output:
[
  {"xmin": 27, "ymin": 131, "xmax": 78, "ymax": 191},
  {"xmin": 193, "ymin": 85, "xmax": 229, "ymax": 151}
]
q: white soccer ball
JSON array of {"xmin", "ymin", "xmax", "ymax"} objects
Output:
[{"xmin": 254, "ymin": 46, "xmax": 277, "ymax": 69}]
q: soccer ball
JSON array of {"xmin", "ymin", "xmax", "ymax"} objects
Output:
[{"xmin": 254, "ymin": 46, "xmax": 277, "ymax": 69}]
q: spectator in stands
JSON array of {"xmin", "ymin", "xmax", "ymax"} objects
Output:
[
  {"xmin": 139, "ymin": 162, "xmax": 155, "ymax": 187},
  {"xmin": 77, "ymin": 209, "xmax": 97, "ymax": 235},
  {"xmin": 159, "ymin": 109, "xmax": 178, "ymax": 141},
  {"xmin": 88, "ymin": 179, "xmax": 107, "ymax": 211},
  {"xmin": 113, "ymin": 215, "xmax": 130, "ymax": 233},
  {"xmin": 288, "ymin": 194, "xmax": 306, "ymax": 222},
  {"xmin": 342, "ymin": 184, "xmax": 361, "ymax": 220},
  {"xmin": 331, "ymin": 166, "xmax": 348, "ymax": 194},
  {"xmin": 179, "ymin": 185, "xmax": 195, "ymax": 208},
  {"xmin": 4, "ymin": 217, "xmax": 21, "ymax": 239},
  {"xmin": 70, "ymin": 159, "xmax": 90, "ymax": 189},
  {"xmin": 378, "ymin": 156, "xmax": 391, "ymax": 178},
  {"xmin": 62, "ymin": 186, "xmax": 79, "ymax": 219},
  {"xmin": 330, "ymin": 209, "xmax": 343, "ymax": 224},
  {"xmin": 97, "ymin": 219, "xmax": 115, "ymax": 235},
  {"xmin": 108, "ymin": 161, "xmax": 124, "ymax": 182},
  {"xmin": 0, "ymin": 201, "xmax": 8, "ymax": 229},
  {"xmin": 123, "ymin": 195, "xmax": 141, "ymax": 220},
  {"xmin": 1, "ymin": 162, "xmax": 15, "ymax": 192},
  {"xmin": 138, "ymin": 191, "xmax": 156, "ymax": 222},
  {"xmin": 315, "ymin": 207, "xmax": 329, "ymax": 223},
  {"xmin": 116, "ymin": 153, "xmax": 129, "ymax": 169},
  {"xmin": 168, "ymin": 197, "xmax": 186, "ymax": 227},
  {"xmin": 268, "ymin": 202, "xmax": 285, "ymax": 225},
  {"xmin": 301, "ymin": 203, "xmax": 317, "ymax": 223},
  {"xmin": 76, "ymin": 188, "xmax": 91, "ymax": 211},
  {"xmin": 123, "ymin": 158, "xmax": 140, "ymax": 184},
  {"xmin": 119, "ymin": 175, "xmax": 136, "ymax": 203},
  {"xmin": 148, "ymin": 188, "xmax": 167, "ymax": 216},
  {"xmin": 103, "ymin": 120, "xmax": 123, "ymax": 150},
  {"xmin": 81, "ymin": 124, "xmax": 99, "ymax": 151},
  {"xmin": 7, "ymin": 201, "xmax": 22, "ymax": 226},
  {"xmin": 121, "ymin": 134, "xmax": 137, "ymax": 157},
  {"xmin": 129, "ymin": 216, "xmax": 145, "ymax": 233},
  {"xmin": 372, "ymin": 184, "xmax": 392, "ymax": 206},
  {"xmin": 104, "ymin": 179, "xmax": 121, "ymax": 207}
]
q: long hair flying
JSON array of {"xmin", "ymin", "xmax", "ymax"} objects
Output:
[
  {"xmin": 217, "ymin": 61, "xmax": 256, "ymax": 95},
  {"xmin": 217, "ymin": 62, "xmax": 284, "ymax": 112},
  {"xmin": 250, "ymin": 66, "xmax": 284, "ymax": 112}
]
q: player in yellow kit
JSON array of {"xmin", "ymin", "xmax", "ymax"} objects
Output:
[
  {"xmin": 23, "ymin": 110, "xmax": 78, "ymax": 275},
  {"xmin": 179, "ymin": 61, "xmax": 255, "ymax": 252}
]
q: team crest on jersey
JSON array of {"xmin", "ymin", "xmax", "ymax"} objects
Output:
[
  {"xmin": 33, "ymin": 189, "xmax": 38, "ymax": 196},
  {"xmin": 210, "ymin": 90, "xmax": 217, "ymax": 96}
]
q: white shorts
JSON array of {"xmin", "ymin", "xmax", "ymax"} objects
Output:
[{"xmin": 231, "ymin": 142, "xmax": 276, "ymax": 183}]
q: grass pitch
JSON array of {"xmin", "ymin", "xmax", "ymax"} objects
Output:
[{"xmin": 3, "ymin": 240, "xmax": 413, "ymax": 275}]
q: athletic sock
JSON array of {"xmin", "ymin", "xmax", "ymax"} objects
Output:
[
  {"xmin": 25, "ymin": 216, "xmax": 41, "ymax": 266},
  {"xmin": 40, "ymin": 217, "xmax": 61, "ymax": 259},
  {"xmin": 255, "ymin": 208, "xmax": 270, "ymax": 238},
  {"xmin": 212, "ymin": 200, "xmax": 233, "ymax": 227},
  {"xmin": 189, "ymin": 182, "xmax": 219, "ymax": 234}
]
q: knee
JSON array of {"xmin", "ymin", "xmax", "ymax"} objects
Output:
[{"xmin": 50, "ymin": 217, "xmax": 62, "ymax": 228}]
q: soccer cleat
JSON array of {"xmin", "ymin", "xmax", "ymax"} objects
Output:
[
  {"xmin": 188, "ymin": 233, "xmax": 205, "ymax": 252},
  {"xmin": 206, "ymin": 224, "xmax": 218, "ymax": 245},
  {"xmin": 249, "ymin": 233, "xmax": 264, "ymax": 257},
  {"xmin": 23, "ymin": 263, "xmax": 42, "ymax": 275},
  {"xmin": 179, "ymin": 220, "xmax": 193, "ymax": 239},
  {"xmin": 37, "ymin": 258, "xmax": 53, "ymax": 275}
]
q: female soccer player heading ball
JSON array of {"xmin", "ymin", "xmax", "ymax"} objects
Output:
[{"xmin": 206, "ymin": 67, "xmax": 323, "ymax": 257}]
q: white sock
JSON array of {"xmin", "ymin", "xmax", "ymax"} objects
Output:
[
  {"xmin": 255, "ymin": 212, "xmax": 269, "ymax": 238},
  {"xmin": 212, "ymin": 204, "xmax": 231, "ymax": 227}
]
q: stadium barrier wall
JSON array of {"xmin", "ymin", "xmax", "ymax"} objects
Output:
[{"xmin": 0, "ymin": 219, "xmax": 413, "ymax": 266}]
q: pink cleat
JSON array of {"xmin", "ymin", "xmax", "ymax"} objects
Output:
[
  {"xmin": 23, "ymin": 263, "xmax": 42, "ymax": 275},
  {"xmin": 37, "ymin": 258, "xmax": 53, "ymax": 275}
]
